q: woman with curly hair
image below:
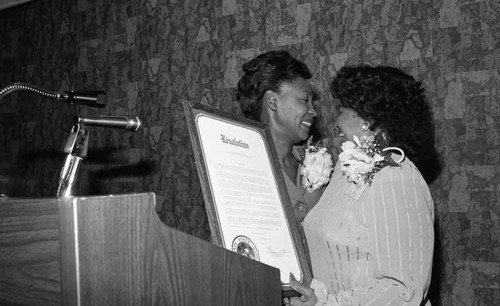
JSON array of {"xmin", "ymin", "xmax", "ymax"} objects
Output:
[{"xmin": 287, "ymin": 65, "xmax": 441, "ymax": 306}]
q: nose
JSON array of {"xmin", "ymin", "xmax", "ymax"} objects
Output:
[{"xmin": 308, "ymin": 106, "xmax": 317, "ymax": 117}]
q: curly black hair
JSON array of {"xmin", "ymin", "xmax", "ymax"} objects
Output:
[
  {"xmin": 236, "ymin": 50, "xmax": 312, "ymax": 121},
  {"xmin": 330, "ymin": 65, "xmax": 442, "ymax": 183}
]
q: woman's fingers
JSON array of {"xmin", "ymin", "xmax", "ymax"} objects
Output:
[
  {"xmin": 289, "ymin": 273, "xmax": 313, "ymax": 295},
  {"xmin": 289, "ymin": 273, "xmax": 318, "ymax": 306},
  {"xmin": 289, "ymin": 296, "xmax": 302, "ymax": 306}
]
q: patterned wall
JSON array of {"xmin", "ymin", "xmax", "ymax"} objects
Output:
[{"xmin": 0, "ymin": 0, "xmax": 499, "ymax": 304}]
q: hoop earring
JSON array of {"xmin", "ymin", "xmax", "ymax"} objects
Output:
[{"xmin": 361, "ymin": 123, "xmax": 370, "ymax": 131}]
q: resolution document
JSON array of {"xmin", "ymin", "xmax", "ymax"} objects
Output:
[{"xmin": 196, "ymin": 113, "xmax": 301, "ymax": 283}]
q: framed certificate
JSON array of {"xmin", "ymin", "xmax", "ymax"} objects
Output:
[{"xmin": 183, "ymin": 101, "xmax": 312, "ymax": 294}]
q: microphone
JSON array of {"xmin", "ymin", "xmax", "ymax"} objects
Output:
[
  {"xmin": 60, "ymin": 90, "xmax": 107, "ymax": 108},
  {"xmin": 75, "ymin": 115, "xmax": 142, "ymax": 131}
]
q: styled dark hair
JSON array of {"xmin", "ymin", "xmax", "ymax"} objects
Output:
[
  {"xmin": 236, "ymin": 50, "xmax": 312, "ymax": 121},
  {"xmin": 330, "ymin": 65, "xmax": 442, "ymax": 183}
]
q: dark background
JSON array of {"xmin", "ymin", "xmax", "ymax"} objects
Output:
[{"xmin": 1, "ymin": 1, "xmax": 499, "ymax": 304}]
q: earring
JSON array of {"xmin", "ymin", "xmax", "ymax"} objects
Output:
[
  {"xmin": 380, "ymin": 131, "xmax": 388, "ymax": 141},
  {"xmin": 361, "ymin": 123, "xmax": 370, "ymax": 131}
]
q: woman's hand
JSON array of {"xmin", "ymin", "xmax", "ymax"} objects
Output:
[{"xmin": 288, "ymin": 273, "xmax": 318, "ymax": 306}]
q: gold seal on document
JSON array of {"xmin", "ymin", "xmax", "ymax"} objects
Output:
[{"xmin": 231, "ymin": 235, "xmax": 260, "ymax": 261}]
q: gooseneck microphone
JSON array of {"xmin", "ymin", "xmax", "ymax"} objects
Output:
[
  {"xmin": 60, "ymin": 90, "xmax": 107, "ymax": 108},
  {"xmin": 0, "ymin": 83, "xmax": 107, "ymax": 108},
  {"xmin": 75, "ymin": 115, "xmax": 142, "ymax": 131}
]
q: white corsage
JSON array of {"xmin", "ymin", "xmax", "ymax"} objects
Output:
[
  {"xmin": 339, "ymin": 134, "xmax": 404, "ymax": 186},
  {"xmin": 301, "ymin": 141, "xmax": 333, "ymax": 193}
]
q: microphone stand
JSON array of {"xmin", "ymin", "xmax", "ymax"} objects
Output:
[
  {"xmin": 56, "ymin": 124, "xmax": 89, "ymax": 198},
  {"xmin": 0, "ymin": 82, "xmax": 107, "ymax": 197},
  {"xmin": 0, "ymin": 83, "xmax": 141, "ymax": 198}
]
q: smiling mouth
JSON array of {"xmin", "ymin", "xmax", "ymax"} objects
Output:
[{"xmin": 301, "ymin": 121, "xmax": 312, "ymax": 128}]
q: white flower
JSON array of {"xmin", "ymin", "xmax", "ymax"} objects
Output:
[
  {"xmin": 301, "ymin": 146, "xmax": 333, "ymax": 193},
  {"xmin": 339, "ymin": 136, "xmax": 386, "ymax": 186},
  {"xmin": 339, "ymin": 134, "xmax": 405, "ymax": 187}
]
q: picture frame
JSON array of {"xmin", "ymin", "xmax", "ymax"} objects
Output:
[{"xmin": 183, "ymin": 101, "xmax": 312, "ymax": 294}]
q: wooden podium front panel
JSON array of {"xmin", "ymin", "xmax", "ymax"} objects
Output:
[
  {"xmin": 59, "ymin": 193, "xmax": 281, "ymax": 306},
  {"xmin": 0, "ymin": 197, "xmax": 61, "ymax": 305}
]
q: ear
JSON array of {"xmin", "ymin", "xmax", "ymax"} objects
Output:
[{"xmin": 264, "ymin": 90, "xmax": 278, "ymax": 111}]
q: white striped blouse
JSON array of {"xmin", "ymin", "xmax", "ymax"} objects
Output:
[{"xmin": 303, "ymin": 157, "xmax": 434, "ymax": 306}]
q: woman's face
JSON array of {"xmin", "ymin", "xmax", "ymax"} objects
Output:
[
  {"xmin": 335, "ymin": 105, "xmax": 370, "ymax": 143},
  {"xmin": 273, "ymin": 78, "xmax": 317, "ymax": 144}
]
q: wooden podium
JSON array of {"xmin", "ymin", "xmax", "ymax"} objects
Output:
[{"xmin": 0, "ymin": 193, "xmax": 281, "ymax": 305}]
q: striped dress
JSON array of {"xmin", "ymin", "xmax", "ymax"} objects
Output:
[{"xmin": 303, "ymin": 157, "xmax": 434, "ymax": 306}]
